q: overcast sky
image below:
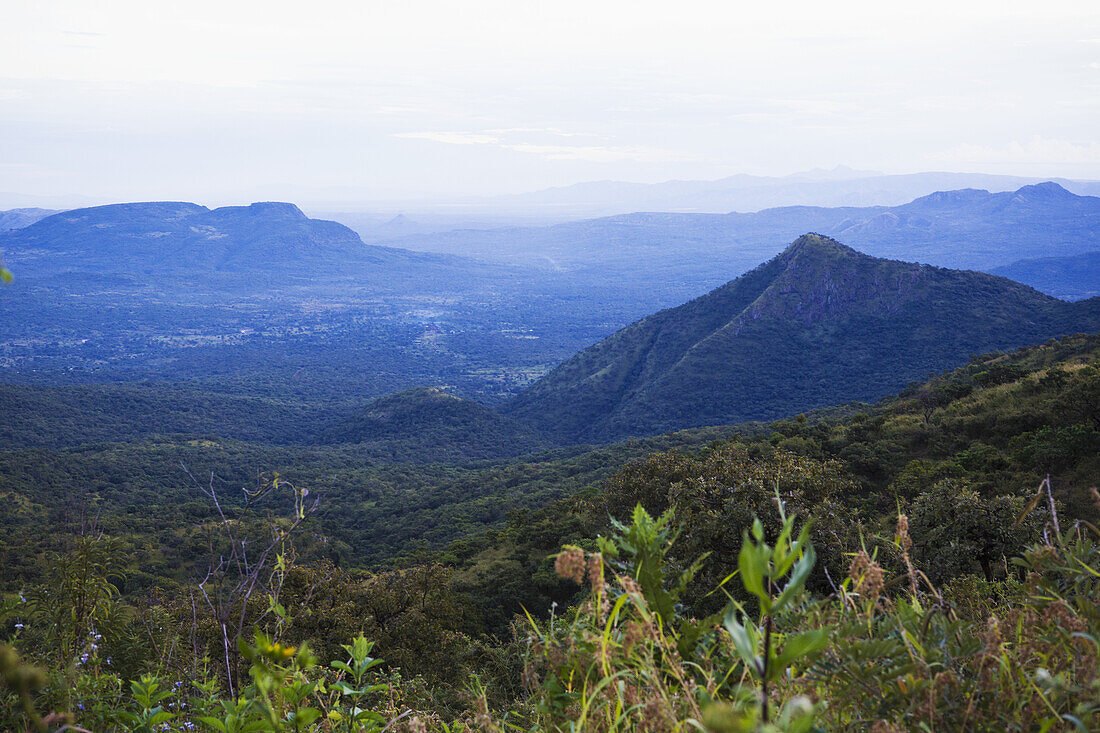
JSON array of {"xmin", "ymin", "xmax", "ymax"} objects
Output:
[{"xmin": 2, "ymin": 0, "xmax": 1099, "ymax": 206}]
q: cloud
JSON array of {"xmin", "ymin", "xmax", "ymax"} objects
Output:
[
  {"xmin": 392, "ymin": 131, "xmax": 500, "ymax": 145},
  {"xmin": 931, "ymin": 136, "xmax": 1100, "ymax": 165},
  {"xmin": 391, "ymin": 129, "xmax": 698, "ymax": 163},
  {"xmin": 500, "ymin": 143, "xmax": 698, "ymax": 163},
  {"xmin": 483, "ymin": 127, "xmax": 599, "ymax": 137}
]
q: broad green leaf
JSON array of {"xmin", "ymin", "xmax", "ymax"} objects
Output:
[
  {"xmin": 722, "ymin": 608, "xmax": 763, "ymax": 678},
  {"xmin": 738, "ymin": 537, "xmax": 767, "ymax": 607},
  {"xmin": 774, "ymin": 545, "xmax": 816, "ymax": 612},
  {"xmin": 773, "ymin": 628, "xmax": 829, "ymax": 674},
  {"xmin": 199, "ymin": 716, "xmax": 229, "ymax": 732}
]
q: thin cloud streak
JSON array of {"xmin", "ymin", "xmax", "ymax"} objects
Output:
[{"xmin": 392, "ymin": 130, "xmax": 699, "ymax": 163}]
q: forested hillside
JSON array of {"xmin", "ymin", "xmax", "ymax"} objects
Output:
[
  {"xmin": 993, "ymin": 250, "xmax": 1100, "ymax": 301},
  {"xmin": 3, "ymin": 331, "xmax": 1099, "ymax": 729},
  {"xmin": 507, "ymin": 234, "xmax": 1100, "ymax": 442},
  {"xmin": 319, "ymin": 387, "xmax": 549, "ymax": 461}
]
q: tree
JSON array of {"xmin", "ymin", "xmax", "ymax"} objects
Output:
[{"xmin": 909, "ymin": 480, "xmax": 1038, "ymax": 582}]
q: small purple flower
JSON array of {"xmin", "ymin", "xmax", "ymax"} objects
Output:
[{"xmin": 14, "ymin": 623, "xmax": 23, "ymax": 629}]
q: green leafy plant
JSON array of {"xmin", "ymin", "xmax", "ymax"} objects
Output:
[
  {"xmin": 121, "ymin": 673, "xmax": 176, "ymax": 732},
  {"xmin": 328, "ymin": 634, "xmax": 388, "ymax": 732},
  {"xmin": 719, "ymin": 499, "xmax": 825, "ymax": 730}
]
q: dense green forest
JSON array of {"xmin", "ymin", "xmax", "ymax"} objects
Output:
[{"xmin": 3, "ymin": 332, "xmax": 1099, "ymax": 730}]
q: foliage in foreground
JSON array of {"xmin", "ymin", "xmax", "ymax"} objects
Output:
[{"xmin": 4, "ymin": 487, "xmax": 1099, "ymax": 731}]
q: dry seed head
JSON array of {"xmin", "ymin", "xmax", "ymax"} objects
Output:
[
  {"xmin": 473, "ymin": 690, "xmax": 492, "ymax": 730},
  {"xmin": 546, "ymin": 642, "xmax": 566, "ymax": 668},
  {"xmin": 871, "ymin": 722, "xmax": 905, "ymax": 733},
  {"xmin": 554, "ymin": 546, "xmax": 586, "ymax": 585},
  {"xmin": 521, "ymin": 661, "xmax": 540, "ymax": 691},
  {"xmin": 896, "ymin": 514, "xmax": 912, "ymax": 552},
  {"xmin": 848, "ymin": 550, "xmax": 885, "ymax": 604},
  {"xmin": 586, "ymin": 552, "xmax": 605, "ymax": 593},
  {"xmin": 849, "ymin": 550, "xmax": 870, "ymax": 580},
  {"xmin": 623, "ymin": 683, "xmax": 642, "ymax": 708},
  {"xmin": 619, "ymin": 575, "xmax": 643, "ymax": 597},
  {"xmin": 984, "ymin": 614, "xmax": 1002, "ymax": 649},
  {"xmin": 622, "ymin": 621, "xmax": 645, "ymax": 654},
  {"xmin": 640, "ymin": 696, "xmax": 672, "ymax": 733}
]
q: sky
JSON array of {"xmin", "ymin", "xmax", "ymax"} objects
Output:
[{"xmin": 2, "ymin": 0, "xmax": 1099, "ymax": 206}]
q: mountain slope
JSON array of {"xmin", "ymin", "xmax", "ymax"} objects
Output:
[
  {"xmin": 504, "ymin": 234, "xmax": 1100, "ymax": 443},
  {"xmin": 991, "ymin": 251, "xmax": 1100, "ymax": 302},
  {"xmin": 320, "ymin": 387, "xmax": 548, "ymax": 461}
]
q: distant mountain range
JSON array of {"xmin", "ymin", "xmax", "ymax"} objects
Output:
[
  {"xmin": 504, "ymin": 234, "xmax": 1100, "ymax": 443},
  {"xmin": 468, "ymin": 169, "xmax": 1100, "ymax": 217},
  {"xmin": 5, "ymin": 183, "xmax": 1098, "ymax": 305},
  {"xmin": 375, "ymin": 182, "xmax": 1100, "ymax": 299}
]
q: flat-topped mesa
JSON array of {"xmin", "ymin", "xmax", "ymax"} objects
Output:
[
  {"xmin": 0, "ymin": 199, "xmax": 382, "ymax": 273},
  {"xmin": 54, "ymin": 201, "xmax": 210, "ymax": 223},
  {"xmin": 209, "ymin": 202, "xmax": 307, "ymax": 220}
]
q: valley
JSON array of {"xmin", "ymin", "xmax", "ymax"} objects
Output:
[{"xmin": 1, "ymin": 186, "xmax": 1099, "ymax": 731}]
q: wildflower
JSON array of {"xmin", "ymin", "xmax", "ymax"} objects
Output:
[{"xmin": 14, "ymin": 623, "xmax": 23, "ymax": 629}]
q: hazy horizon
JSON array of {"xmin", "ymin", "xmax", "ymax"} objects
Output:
[{"xmin": 3, "ymin": 0, "xmax": 1100, "ymax": 207}]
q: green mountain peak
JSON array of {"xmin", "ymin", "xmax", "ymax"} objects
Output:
[{"xmin": 505, "ymin": 236, "xmax": 1100, "ymax": 443}]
